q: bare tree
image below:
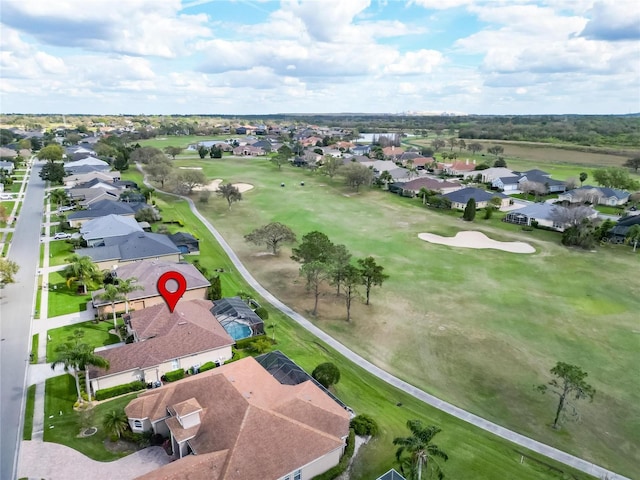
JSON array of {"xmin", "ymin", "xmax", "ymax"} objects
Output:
[
  {"xmin": 520, "ymin": 180, "xmax": 547, "ymax": 200},
  {"xmin": 564, "ymin": 177, "xmax": 578, "ymax": 191},
  {"xmin": 550, "ymin": 205, "xmax": 595, "ymax": 228}
]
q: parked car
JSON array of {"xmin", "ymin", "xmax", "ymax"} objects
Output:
[
  {"xmin": 57, "ymin": 205, "xmax": 75, "ymax": 212},
  {"xmin": 53, "ymin": 232, "xmax": 72, "ymax": 239},
  {"xmin": 0, "ymin": 193, "xmax": 13, "ymax": 200}
]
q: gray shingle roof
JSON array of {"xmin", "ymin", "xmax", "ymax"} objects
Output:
[{"xmin": 443, "ymin": 187, "xmax": 506, "ymax": 203}]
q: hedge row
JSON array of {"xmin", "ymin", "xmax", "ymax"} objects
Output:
[
  {"xmin": 95, "ymin": 381, "xmax": 146, "ymax": 401},
  {"xmin": 311, "ymin": 428, "xmax": 356, "ymax": 480},
  {"xmin": 164, "ymin": 368, "xmax": 185, "ymax": 382},
  {"xmin": 235, "ymin": 334, "xmax": 266, "ymax": 349},
  {"xmin": 199, "ymin": 361, "xmax": 216, "ymax": 373}
]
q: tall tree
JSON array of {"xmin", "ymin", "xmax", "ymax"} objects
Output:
[
  {"xmin": 130, "ymin": 146, "xmax": 163, "ymax": 164},
  {"xmin": 592, "ymin": 167, "xmax": 640, "ymax": 190},
  {"xmin": 75, "ymin": 343, "xmax": 110, "ymax": 402},
  {"xmin": 339, "ymin": 162, "xmax": 374, "ymax": 192},
  {"xmin": 197, "ymin": 145, "xmax": 208, "ymax": 159},
  {"xmin": 467, "ymin": 142, "xmax": 483, "ymax": 154},
  {"xmin": 98, "ymin": 284, "xmax": 124, "ymax": 333},
  {"xmin": 39, "ymin": 162, "xmax": 66, "ymax": 184},
  {"xmin": 329, "ymin": 244, "xmax": 352, "ymax": 296},
  {"xmin": 49, "ymin": 188, "xmax": 69, "ymax": 210},
  {"xmin": 579, "ymin": 172, "xmax": 588, "ymax": 186},
  {"xmin": 0, "ymin": 258, "xmax": 19, "ymax": 286},
  {"xmin": 487, "ymin": 145, "xmax": 504, "ymax": 157},
  {"xmin": 300, "ymin": 260, "xmax": 330, "ymax": 316},
  {"xmin": 321, "ymin": 155, "xmax": 341, "ymax": 178},
  {"xmin": 357, "ymin": 256, "xmax": 388, "ymax": 305},
  {"xmin": 163, "ymin": 146, "xmax": 183, "ymax": 159},
  {"xmin": 174, "ymin": 169, "xmax": 207, "ymax": 194},
  {"xmin": 312, "ymin": 362, "xmax": 341, "ymax": 389},
  {"xmin": 447, "ymin": 137, "xmax": 457, "ymax": 151},
  {"xmin": 430, "ymin": 139, "xmax": 445, "ymax": 152},
  {"xmin": 145, "ymin": 159, "xmax": 173, "ymax": 188},
  {"xmin": 36, "ymin": 144, "xmax": 64, "ymax": 162},
  {"xmin": 340, "ymin": 264, "xmax": 360, "ymax": 322},
  {"xmin": 116, "ymin": 277, "xmax": 142, "ymax": 314},
  {"xmin": 462, "ymin": 198, "xmax": 476, "ymax": 221},
  {"xmin": 63, "ymin": 254, "xmax": 100, "ymax": 294},
  {"xmin": 625, "ymin": 224, "xmax": 640, "ymax": 252},
  {"xmin": 291, "ymin": 231, "xmax": 334, "ymax": 266},
  {"xmin": 537, "ymin": 362, "xmax": 595, "ymax": 430},
  {"xmin": 51, "ymin": 342, "xmax": 85, "ymax": 403},
  {"xmin": 217, "ymin": 183, "xmax": 242, "ymax": 209},
  {"xmin": 393, "ymin": 420, "xmax": 449, "ymax": 480},
  {"xmin": 244, "ymin": 222, "xmax": 297, "ymax": 255}
]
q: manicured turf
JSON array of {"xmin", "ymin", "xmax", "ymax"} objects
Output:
[
  {"xmin": 30, "ymin": 334, "xmax": 39, "ymax": 364},
  {"xmin": 47, "ymin": 271, "xmax": 91, "ymax": 318},
  {"xmin": 46, "ymin": 320, "xmax": 120, "ymax": 363},
  {"xmin": 48, "ymin": 240, "xmax": 75, "ymax": 267},
  {"xmin": 127, "ymin": 155, "xmax": 638, "ymax": 477},
  {"xmin": 43, "ymin": 375, "xmax": 139, "ymax": 461},
  {"xmin": 22, "ymin": 385, "xmax": 36, "ymax": 441}
]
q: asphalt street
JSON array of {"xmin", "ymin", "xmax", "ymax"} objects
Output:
[{"xmin": 0, "ymin": 162, "xmax": 44, "ymax": 480}]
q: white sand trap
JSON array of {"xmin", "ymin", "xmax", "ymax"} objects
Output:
[
  {"xmin": 193, "ymin": 178, "xmax": 254, "ymax": 193},
  {"xmin": 418, "ymin": 231, "xmax": 535, "ymax": 254},
  {"xmin": 178, "ymin": 166, "xmax": 203, "ymax": 170}
]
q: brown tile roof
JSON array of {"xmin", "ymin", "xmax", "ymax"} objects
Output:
[
  {"xmin": 129, "ymin": 357, "xmax": 350, "ymax": 480},
  {"xmin": 401, "ymin": 177, "xmax": 461, "ymax": 192},
  {"xmin": 173, "ymin": 397, "xmax": 203, "ymax": 418},
  {"xmin": 92, "ymin": 260, "xmax": 210, "ymax": 307},
  {"xmin": 91, "ymin": 300, "xmax": 234, "ymax": 378}
]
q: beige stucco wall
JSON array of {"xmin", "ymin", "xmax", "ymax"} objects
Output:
[
  {"xmin": 297, "ymin": 446, "xmax": 344, "ymax": 479},
  {"xmin": 91, "ymin": 368, "xmax": 142, "ymax": 393}
]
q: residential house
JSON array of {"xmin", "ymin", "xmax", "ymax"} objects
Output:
[
  {"xmin": 80, "ymin": 214, "xmax": 144, "ymax": 246},
  {"xmin": 478, "ymin": 167, "xmax": 516, "ymax": 183},
  {"xmin": 504, "ymin": 203, "xmax": 597, "ymax": 231},
  {"xmin": 64, "ymin": 170, "xmax": 120, "ymax": 188},
  {"xmin": 492, "ymin": 175, "xmax": 521, "ymax": 192},
  {"xmin": 66, "ymin": 200, "xmax": 144, "ymax": 228},
  {"xmin": 0, "ymin": 160, "xmax": 15, "ymax": 173},
  {"xmin": 517, "ymin": 169, "xmax": 566, "ymax": 193},
  {"xmin": 398, "ymin": 177, "xmax": 462, "ymax": 196},
  {"xmin": 443, "ymin": 160, "xmax": 477, "ymax": 177},
  {"xmin": 67, "ymin": 186, "xmax": 121, "ymax": 207},
  {"xmin": 558, "ymin": 186, "xmax": 630, "ymax": 206},
  {"xmin": 351, "ymin": 145, "xmax": 371, "ymax": 156},
  {"xmin": 608, "ymin": 214, "xmax": 640, "ymax": 244},
  {"xmin": 232, "ymin": 145, "xmax": 265, "ymax": 156},
  {"xmin": 90, "ymin": 299, "xmax": 234, "ymax": 392},
  {"xmin": 382, "ymin": 146, "xmax": 405, "ymax": 161},
  {"xmin": 442, "ymin": 187, "xmax": 510, "ymax": 210},
  {"xmin": 91, "ymin": 259, "xmax": 210, "ymax": 316},
  {"xmin": 75, "ymin": 231, "xmax": 181, "ymax": 269},
  {"xmin": 64, "ymin": 157, "xmax": 110, "ymax": 174},
  {"xmin": 359, "ymin": 160, "xmax": 397, "ymax": 174},
  {"xmin": 125, "ymin": 355, "xmax": 351, "ymax": 480}
]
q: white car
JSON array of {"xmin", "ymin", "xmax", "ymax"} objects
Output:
[
  {"xmin": 57, "ymin": 206, "xmax": 75, "ymax": 212},
  {"xmin": 53, "ymin": 232, "xmax": 72, "ymax": 240},
  {"xmin": 0, "ymin": 193, "xmax": 13, "ymax": 200}
]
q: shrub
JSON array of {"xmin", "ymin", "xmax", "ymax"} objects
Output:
[
  {"xmin": 163, "ymin": 368, "xmax": 185, "ymax": 382},
  {"xmin": 236, "ymin": 334, "xmax": 266, "ymax": 350},
  {"xmin": 95, "ymin": 381, "xmax": 146, "ymax": 401},
  {"xmin": 248, "ymin": 338, "xmax": 272, "ymax": 354},
  {"xmin": 350, "ymin": 414, "xmax": 379, "ymax": 436},
  {"xmin": 311, "ymin": 429, "xmax": 355, "ymax": 480},
  {"xmin": 199, "ymin": 361, "xmax": 216, "ymax": 373},
  {"xmin": 312, "ymin": 362, "xmax": 341, "ymax": 388},
  {"xmin": 254, "ymin": 306, "xmax": 269, "ymax": 320}
]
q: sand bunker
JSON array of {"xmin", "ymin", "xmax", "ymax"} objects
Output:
[
  {"xmin": 178, "ymin": 166, "xmax": 203, "ymax": 170},
  {"xmin": 418, "ymin": 231, "xmax": 535, "ymax": 254},
  {"xmin": 194, "ymin": 178, "xmax": 254, "ymax": 193}
]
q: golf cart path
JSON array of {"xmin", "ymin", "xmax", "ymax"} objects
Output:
[{"xmin": 145, "ymin": 168, "xmax": 628, "ymax": 480}]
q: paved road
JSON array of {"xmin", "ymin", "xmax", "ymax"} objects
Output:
[
  {"xmin": 177, "ymin": 192, "xmax": 629, "ymax": 480},
  {"xmin": 0, "ymin": 162, "xmax": 44, "ymax": 480}
]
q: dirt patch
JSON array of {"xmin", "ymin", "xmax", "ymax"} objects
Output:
[
  {"xmin": 103, "ymin": 438, "xmax": 140, "ymax": 454},
  {"xmin": 418, "ymin": 231, "xmax": 535, "ymax": 254}
]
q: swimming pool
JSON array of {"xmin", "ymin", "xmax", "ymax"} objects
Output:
[{"xmin": 224, "ymin": 321, "xmax": 252, "ymax": 341}]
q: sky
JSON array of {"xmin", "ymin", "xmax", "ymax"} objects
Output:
[{"xmin": 1, "ymin": 0, "xmax": 639, "ymax": 116}]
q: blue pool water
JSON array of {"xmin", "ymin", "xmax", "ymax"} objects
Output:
[{"xmin": 224, "ymin": 322, "xmax": 252, "ymax": 341}]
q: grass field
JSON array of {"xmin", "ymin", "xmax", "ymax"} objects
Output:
[
  {"xmin": 46, "ymin": 320, "xmax": 120, "ymax": 362},
  {"xmin": 129, "ymin": 153, "xmax": 639, "ymax": 477},
  {"xmin": 22, "ymin": 385, "xmax": 36, "ymax": 441},
  {"xmin": 47, "ymin": 271, "xmax": 91, "ymax": 317}
]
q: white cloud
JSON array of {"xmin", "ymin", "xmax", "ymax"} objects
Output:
[
  {"xmin": 580, "ymin": 0, "xmax": 640, "ymax": 41},
  {"xmin": 384, "ymin": 49, "xmax": 444, "ymax": 75}
]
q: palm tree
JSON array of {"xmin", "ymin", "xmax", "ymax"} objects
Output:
[
  {"xmin": 625, "ymin": 224, "xmax": 640, "ymax": 252},
  {"xmin": 116, "ymin": 277, "xmax": 142, "ymax": 314},
  {"xmin": 98, "ymin": 284, "xmax": 124, "ymax": 333},
  {"xmin": 63, "ymin": 254, "xmax": 100, "ymax": 294},
  {"xmin": 102, "ymin": 409, "xmax": 129, "ymax": 439},
  {"xmin": 418, "ymin": 187, "xmax": 430, "ymax": 205},
  {"xmin": 49, "ymin": 188, "xmax": 68, "ymax": 210},
  {"xmin": 75, "ymin": 344, "xmax": 109, "ymax": 402},
  {"xmin": 393, "ymin": 420, "xmax": 449, "ymax": 480},
  {"xmin": 51, "ymin": 342, "xmax": 85, "ymax": 403}
]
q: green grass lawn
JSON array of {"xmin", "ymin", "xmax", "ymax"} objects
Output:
[
  {"xmin": 31, "ymin": 334, "xmax": 39, "ymax": 363},
  {"xmin": 47, "ymin": 271, "xmax": 91, "ymax": 318},
  {"xmin": 22, "ymin": 385, "xmax": 36, "ymax": 441},
  {"xmin": 593, "ymin": 204, "xmax": 626, "ymax": 215},
  {"xmin": 46, "ymin": 320, "xmax": 120, "ymax": 362},
  {"xmin": 43, "ymin": 375, "xmax": 139, "ymax": 461},
  {"xmin": 126, "ymin": 155, "xmax": 639, "ymax": 477},
  {"xmin": 48, "ymin": 240, "xmax": 75, "ymax": 266}
]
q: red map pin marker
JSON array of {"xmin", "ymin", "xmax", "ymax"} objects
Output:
[{"xmin": 157, "ymin": 271, "xmax": 187, "ymax": 313}]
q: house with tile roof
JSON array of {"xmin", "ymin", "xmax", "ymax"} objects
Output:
[
  {"xmin": 66, "ymin": 199, "xmax": 146, "ymax": 227},
  {"xmin": 90, "ymin": 299, "xmax": 234, "ymax": 393},
  {"xmin": 443, "ymin": 160, "xmax": 477, "ymax": 176},
  {"xmin": 608, "ymin": 213, "xmax": 640, "ymax": 243},
  {"xmin": 126, "ymin": 355, "xmax": 351, "ymax": 480},
  {"xmin": 441, "ymin": 187, "xmax": 510, "ymax": 210},
  {"xmin": 558, "ymin": 186, "xmax": 630, "ymax": 206},
  {"xmin": 80, "ymin": 214, "xmax": 144, "ymax": 246},
  {"xmin": 396, "ymin": 177, "xmax": 463, "ymax": 196},
  {"xmin": 75, "ymin": 231, "xmax": 181, "ymax": 269},
  {"xmin": 91, "ymin": 259, "xmax": 210, "ymax": 316},
  {"xmin": 504, "ymin": 203, "xmax": 597, "ymax": 231},
  {"xmin": 64, "ymin": 170, "xmax": 121, "ymax": 188}
]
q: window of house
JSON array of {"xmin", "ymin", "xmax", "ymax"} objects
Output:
[
  {"xmin": 133, "ymin": 419, "xmax": 142, "ymax": 429},
  {"xmin": 171, "ymin": 358, "xmax": 180, "ymax": 369},
  {"xmin": 293, "ymin": 470, "xmax": 302, "ymax": 480}
]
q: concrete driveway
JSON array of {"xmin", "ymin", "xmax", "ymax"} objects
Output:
[{"xmin": 18, "ymin": 441, "xmax": 172, "ymax": 480}]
